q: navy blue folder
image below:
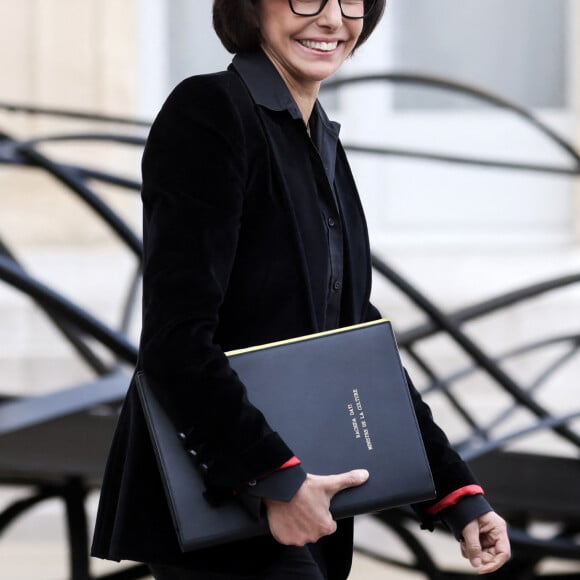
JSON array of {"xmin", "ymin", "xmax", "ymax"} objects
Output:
[{"xmin": 136, "ymin": 319, "xmax": 435, "ymax": 551}]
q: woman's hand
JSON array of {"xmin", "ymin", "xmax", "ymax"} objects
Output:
[
  {"xmin": 460, "ymin": 511, "xmax": 511, "ymax": 574},
  {"xmin": 263, "ymin": 469, "xmax": 369, "ymax": 546}
]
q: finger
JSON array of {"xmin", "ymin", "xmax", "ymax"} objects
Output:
[
  {"xmin": 323, "ymin": 469, "xmax": 370, "ymax": 496},
  {"xmin": 461, "ymin": 521, "xmax": 483, "ymax": 569},
  {"xmin": 479, "ymin": 551, "xmax": 510, "ymax": 574},
  {"xmin": 478, "ymin": 534, "xmax": 511, "ymax": 574}
]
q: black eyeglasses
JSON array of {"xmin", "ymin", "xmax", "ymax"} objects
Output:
[{"xmin": 288, "ymin": 0, "xmax": 376, "ymax": 20}]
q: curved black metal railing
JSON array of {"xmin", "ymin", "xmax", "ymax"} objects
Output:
[
  {"xmin": 0, "ymin": 72, "xmax": 579, "ymax": 579},
  {"xmin": 322, "ymin": 74, "xmax": 580, "ymax": 580},
  {"xmin": 322, "ymin": 73, "xmax": 580, "ymax": 175}
]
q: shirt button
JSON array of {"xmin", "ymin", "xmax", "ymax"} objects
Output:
[
  {"xmin": 333, "ymin": 280, "xmax": 342, "ymax": 291},
  {"xmin": 328, "ymin": 217, "xmax": 336, "ymax": 227},
  {"xmin": 247, "ymin": 480, "xmax": 257, "ymax": 487}
]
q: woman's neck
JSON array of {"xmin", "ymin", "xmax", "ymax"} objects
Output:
[
  {"xmin": 285, "ymin": 77, "xmax": 319, "ymax": 128},
  {"xmin": 261, "ymin": 48, "xmax": 320, "ymax": 129}
]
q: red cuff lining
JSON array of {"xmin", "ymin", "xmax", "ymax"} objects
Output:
[
  {"xmin": 278, "ymin": 456, "xmax": 301, "ymax": 470},
  {"xmin": 241, "ymin": 456, "xmax": 302, "ymax": 489},
  {"xmin": 425, "ymin": 485, "xmax": 484, "ymax": 515}
]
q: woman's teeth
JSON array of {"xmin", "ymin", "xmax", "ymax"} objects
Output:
[{"xmin": 299, "ymin": 40, "xmax": 338, "ymax": 52}]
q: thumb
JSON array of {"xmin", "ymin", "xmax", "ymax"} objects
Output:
[
  {"xmin": 461, "ymin": 520, "xmax": 483, "ymax": 569},
  {"xmin": 325, "ymin": 469, "xmax": 369, "ymax": 496}
]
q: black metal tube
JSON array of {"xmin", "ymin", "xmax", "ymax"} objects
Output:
[
  {"xmin": 0, "ymin": 255, "xmax": 138, "ymax": 364},
  {"xmin": 372, "ymin": 254, "xmax": 580, "ymax": 448}
]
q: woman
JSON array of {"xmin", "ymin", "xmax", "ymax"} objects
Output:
[{"xmin": 92, "ymin": 1, "xmax": 510, "ymax": 578}]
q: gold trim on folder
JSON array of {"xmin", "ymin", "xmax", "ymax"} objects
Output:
[{"xmin": 226, "ymin": 318, "xmax": 390, "ymax": 358}]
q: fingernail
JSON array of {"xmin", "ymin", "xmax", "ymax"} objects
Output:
[
  {"xmin": 357, "ymin": 469, "xmax": 369, "ymax": 481},
  {"xmin": 470, "ymin": 557, "xmax": 482, "ymax": 568}
]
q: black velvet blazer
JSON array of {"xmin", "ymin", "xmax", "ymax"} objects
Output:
[{"xmin": 92, "ymin": 52, "xmax": 482, "ymax": 577}]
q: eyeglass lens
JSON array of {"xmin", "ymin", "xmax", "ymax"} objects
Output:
[{"xmin": 290, "ymin": 0, "xmax": 372, "ymax": 19}]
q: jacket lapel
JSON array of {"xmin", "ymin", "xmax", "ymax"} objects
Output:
[{"xmin": 334, "ymin": 144, "xmax": 372, "ymax": 325}]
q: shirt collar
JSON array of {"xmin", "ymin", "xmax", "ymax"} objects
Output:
[
  {"xmin": 231, "ymin": 50, "xmax": 341, "ymax": 184},
  {"xmin": 231, "ymin": 50, "xmax": 303, "ymax": 120}
]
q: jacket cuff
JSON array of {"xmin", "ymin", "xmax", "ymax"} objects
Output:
[
  {"xmin": 237, "ymin": 464, "xmax": 307, "ymax": 519},
  {"xmin": 424, "ymin": 484, "xmax": 484, "ymax": 515},
  {"xmin": 440, "ymin": 495, "xmax": 493, "ymax": 540},
  {"xmin": 205, "ymin": 431, "xmax": 295, "ymax": 489}
]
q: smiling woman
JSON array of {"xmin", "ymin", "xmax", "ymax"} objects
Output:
[
  {"xmin": 213, "ymin": 0, "xmax": 384, "ymax": 54},
  {"xmin": 258, "ymin": 0, "xmax": 364, "ymax": 117},
  {"xmin": 91, "ymin": 1, "xmax": 510, "ymax": 579}
]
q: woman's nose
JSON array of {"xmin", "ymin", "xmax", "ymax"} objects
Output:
[{"xmin": 317, "ymin": 0, "xmax": 343, "ymax": 28}]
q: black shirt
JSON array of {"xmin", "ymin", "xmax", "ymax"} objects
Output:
[{"xmin": 232, "ymin": 51, "xmax": 344, "ymax": 330}]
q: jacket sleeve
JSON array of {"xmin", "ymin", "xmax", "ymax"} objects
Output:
[
  {"xmin": 405, "ymin": 368, "xmax": 493, "ymax": 531},
  {"xmin": 364, "ymin": 302, "xmax": 490, "ymax": 528},
  {"xmin": 138, "ymin": 75, "xmax": 295, "ymax": 496}
]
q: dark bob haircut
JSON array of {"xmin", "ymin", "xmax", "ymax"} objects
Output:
[{"xmin": 213, "ymin": 0, "xmax": 386, "ymax": 54}]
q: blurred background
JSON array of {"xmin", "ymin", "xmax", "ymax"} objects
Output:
[{"xmin": 0, "ymin": 0, "xmax": 579, "ymax": 578}]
